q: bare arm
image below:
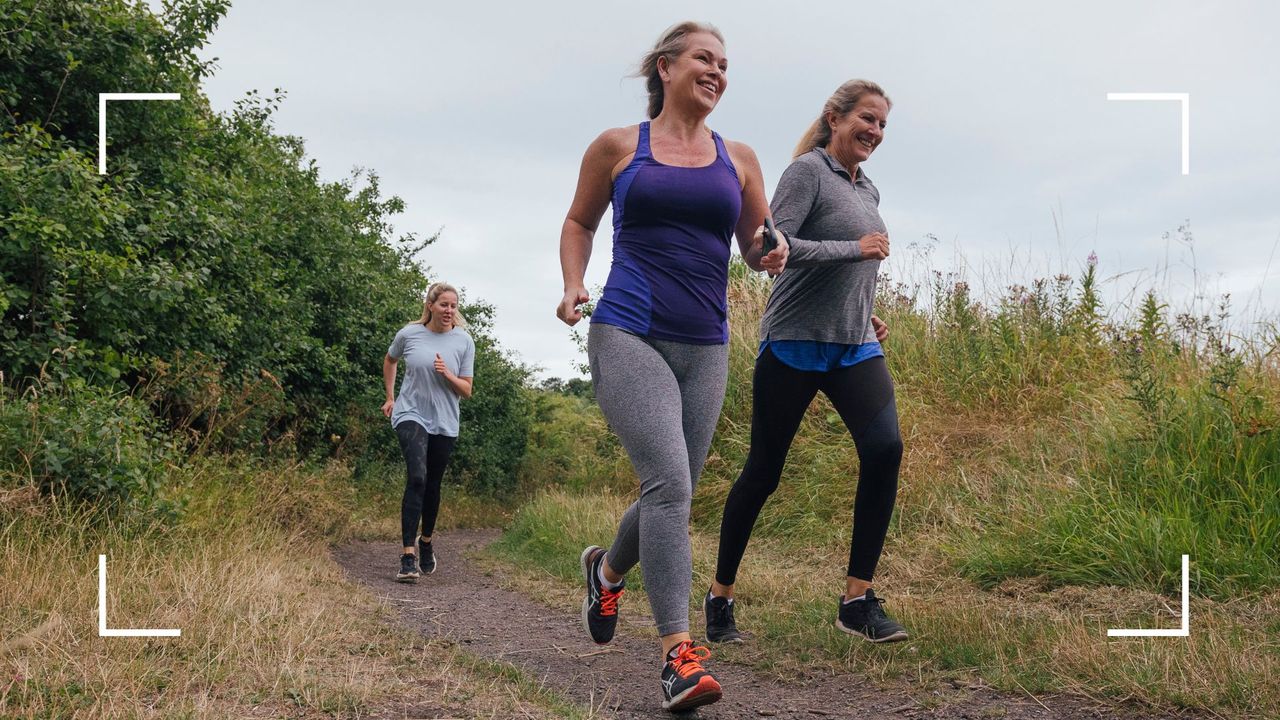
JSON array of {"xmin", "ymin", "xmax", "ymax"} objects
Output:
[
  {"xmin": 433, "ymin": 353, "xmax": 473, "ymax": 399},
  {"xmin": 727, "ymin": 141, "xmax": 788, "ymax": 274},
  {"xmin": 557, "ymin": 129, "xmax": 632, "ymax": 325},
  {"xmin": 381, "ymin": 355, "xmax": 398, "ymax": 417}
]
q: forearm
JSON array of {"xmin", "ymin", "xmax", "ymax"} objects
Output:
[
  {"xmin": 785, "ymin": 235, "xmax": 863, "ymax": 267},
  {"xmin": 383, "ymin": 358, "xmax": 397, "ymax": 400},
  {"xmin": 560, "ymin": 218, "xmax": 594, "ymax": 290},
  {"xmin": 444, "ymin": 374, "xmax": 473, "ymax": 399}
]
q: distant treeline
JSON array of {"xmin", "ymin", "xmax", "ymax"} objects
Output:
[{"xmin": 0, "ymin": 0, "xmax": 531, "ymax": 508}]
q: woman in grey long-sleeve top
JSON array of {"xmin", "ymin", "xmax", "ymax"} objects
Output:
[{"xmin": 703, "ymin": 79, "xmax": 910, "ymax": 644}]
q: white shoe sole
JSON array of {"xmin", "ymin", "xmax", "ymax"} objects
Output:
[{"xmin": 835, "ymin": 619, "xmax": 908, "ymax": 643}]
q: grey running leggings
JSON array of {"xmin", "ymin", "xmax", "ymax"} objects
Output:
[{"xmin": 588, "ymin": 323, "xmax": 729, "ymax": 637}]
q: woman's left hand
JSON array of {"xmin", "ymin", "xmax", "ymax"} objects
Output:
[
  {"xmin": 434, "ymin": 353, "xmax": 452, "ymax": 378},
  {"xmin": 871, "ymin": 314, "xmax": 889, "ymax": 342}
]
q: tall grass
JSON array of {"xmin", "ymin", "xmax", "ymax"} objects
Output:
[
  {"xmin": 504, "ymin": 251, "xmax": 1280, "ymax": 716},
  {"xmin": 1, "ymin": 447, "xmax": 572, "ymax": 718}
]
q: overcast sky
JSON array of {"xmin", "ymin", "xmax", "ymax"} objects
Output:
[{"xmin": 185, "ymin": 0, "xmax": 1279, "ymax": 379}]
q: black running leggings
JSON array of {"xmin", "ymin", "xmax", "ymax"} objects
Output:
[
  {"xmin": 395, "ymin": 421, "xmax": 458, "ymax": 548},
  {"xmin": 715, "ymin": 348, "xmax": 903, "ymax": 585}
]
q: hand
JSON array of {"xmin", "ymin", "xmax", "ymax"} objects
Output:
[
  {"xmin": 756, "ymin": 225, "xmax": 790, "ymax": 276},
  {"xmin": 557, "ymin": 287, "xmax": 590, "ymax": 326},
  {"xmin": 433, "ymin": 353, "xmax": 452, "ymax": 378},
  {"xmin": 381, "ymin": 398, "xmax": 395, "ymax": 417},
  {"xmin": 871, "ymin": 314, "xmax": 889, "ymax": 342},
  {"xmin": 858, "ymin": 232, "xmax": 890, "ymax": 261}
]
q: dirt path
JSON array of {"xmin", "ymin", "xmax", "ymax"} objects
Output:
[{"xmin": 335, "ymin": 530, "xmax": 1188, "ymax": 720}]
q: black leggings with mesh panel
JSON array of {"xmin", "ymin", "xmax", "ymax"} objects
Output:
[{"xmin": 715, "ymin": 347, "xmax": 903, "ymax": 586}]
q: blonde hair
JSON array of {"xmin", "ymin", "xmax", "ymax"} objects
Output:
[
  {"xmin": 636, "ymin": 21, "xmax": 725, "ymax": 119},
  {"xmin": 792, "ymin": 79, "xmax": 892, "ymax": 159},
  {"xmin": 418, "ymin": 282, "xmax": 467, "ymax": 329}
]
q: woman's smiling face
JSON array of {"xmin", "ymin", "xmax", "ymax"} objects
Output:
[
  {"xmin": 826, "ymin": 94, "xmax": 889, "ymax": 169},
  {"xmin": 661, "ymin": 31, "xmax": 728, "ymax": 113}
]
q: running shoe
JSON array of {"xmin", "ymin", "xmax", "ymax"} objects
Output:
[
  {"xmin": 417, "ymin": 536, "xmax": 436, "ymax": 575},
  {"xmin": 703, "ymin": 591, "xmax": 743, "ymax": 643},
  {"xmin": 660, "ymin": 640, "xmax": 722, "ymax": 712},
  {"xmin": 835, "ymin": 589, "xmax": 908, "ymax": 642},
  {"xmin": 395, "ymin": 552, "xmax": 420, "ymax": 583},
  {"xmin": 580, "ymin": 545, "xmax": 624, "ymax": 644}
]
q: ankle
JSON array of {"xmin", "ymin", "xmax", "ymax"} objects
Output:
[
  {"xmin": 708, "ymin": 581, "xmax": 734, "ymax": 600},
  {"xmin": 600, "ymin": 557, "xmax": 624, "ymax": 586}
]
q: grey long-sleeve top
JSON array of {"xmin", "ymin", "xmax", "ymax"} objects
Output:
[{"xmin": 760, "ymin": 147, "xmax": 886, "ymax": 345}]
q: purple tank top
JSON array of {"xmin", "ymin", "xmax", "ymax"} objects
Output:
[{"xmin": 591, "ymin": 121, "xmax": 742, "ymax": 344}]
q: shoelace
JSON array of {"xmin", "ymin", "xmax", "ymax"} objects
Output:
[
  {"xmin": 599, "ymin": 586, "xmax": 623, "ymax": 617},
  {"xmin": 669, "ymin": 642, "xmax": 712, "ymax": 678},
  {"xmin": 865, "ymin": 596, "xmax": 889, "ymax": 619},
  {"xmin": 713, "ymin": 599, "xmax": 735, "ymax": 625}
]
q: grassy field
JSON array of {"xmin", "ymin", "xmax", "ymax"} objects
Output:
[
  {"xmin": 0, "ymin": 456, "xmax": 584, "ymax": 719},
  {"xmin": 495, "ymin": 260, "xmax": 1280, "ymax": 718}
]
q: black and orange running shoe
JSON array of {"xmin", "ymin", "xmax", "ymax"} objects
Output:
[
  {"xmin": 580, "ymin": 545, "xmax": 624, "ymax": 644},
  {"xmin": 660, "ymin": 640, "xmax": 722, "ymax": 712}
]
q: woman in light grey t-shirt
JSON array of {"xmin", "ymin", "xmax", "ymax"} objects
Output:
[{"xmin": 381, "ymin": 282, "xmax": 475, "ymax": 583}]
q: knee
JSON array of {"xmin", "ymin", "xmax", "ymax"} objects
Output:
[
  {"xmin": 736, "ymin": 453, "xmax": 785, "ymax": 498},
  {"xmin": 642, "ymin": 474, "xmax": 693, "ymax": 510},
  {"xmin": 404, "ymin": 467, "xmax": 428, "ymax": 491},
  {"xmin": 859, "ymin": 432, "xmax": 903, "ymax": 466}
]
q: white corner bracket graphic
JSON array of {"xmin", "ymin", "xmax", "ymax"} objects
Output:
[
  {"xmin": 1106, "ymin": 92, "xmax": 1190, "ymax": 175},
  {"xmin": 97, "ymin": 92, "xmax": 181, "ymax": 174},
  {"xmin": 1107, "ymin": 554, "xmax": 1190, "ymax": 637},
  {"xmin": 98, "ymin": 555, "xmax": 181, "ymax": 638}
]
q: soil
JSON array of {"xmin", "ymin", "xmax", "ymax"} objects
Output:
[{"xmin": 334, "ymin": 530, "xmax": 1194, "ymax": 720}]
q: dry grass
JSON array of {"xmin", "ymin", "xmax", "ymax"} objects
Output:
[{"xmin": 0, "ymin": 458, "xmax": 586, "ymax": 719}]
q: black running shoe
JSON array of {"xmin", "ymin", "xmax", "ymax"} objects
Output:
[
  {"xmin": 580, "ymin": 546, "xmax": 624, "ymax": 644},
  {"xmin": 704, "ymin": 592, "xmax": 743, "ymax": 644},
  {"xmin": 660, "ymin": 640, "xmax": 722, "ymax": 712},
  {"xmin": 417, "ymin": 536, "xmax": 436, "ymax": 575},
  {"xmin": 835, "ymin": 589, "xmax": 908, "ymax": 642},
  {"xmin": 395, "ymin": 553, "xmax": 420, "ymax": 583}
]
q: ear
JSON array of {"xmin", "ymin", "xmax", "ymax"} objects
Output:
[{"xmin": 657, "ymin": 55, "xmax": 671, "ymax": 82}]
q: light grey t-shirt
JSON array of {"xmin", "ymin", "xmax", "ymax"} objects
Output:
[
  {"xmin": 760, "ymin": 148, "xmax": 888, "ymax": 345},
  {"xmin": 387, "ymin": 324, "xmax": 475, "ymax": 437}
]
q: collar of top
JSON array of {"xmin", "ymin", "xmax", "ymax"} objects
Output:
[{"xmin": 815, "ymin": 147, "xmax": 866, "ymax": 183}]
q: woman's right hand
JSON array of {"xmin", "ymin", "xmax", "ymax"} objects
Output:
[
  {"xmin": 858, "ymin": 232, "xmax": 890, "ymax": 260},
  {"xmin": 381, "ymin": 398, "xmax": 395, "ymax": 417},
  {"xmin": 556, "ymin": 287, "xmax": 591, "ymax": 326}
]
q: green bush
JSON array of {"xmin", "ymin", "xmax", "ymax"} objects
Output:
[
  {"xmin": 0, "ymin": 382, "xmax": 175, "ymax": 513},
  {"xmin": 1, "ymin": 0, "xmax": 534, "ymax": 483}
]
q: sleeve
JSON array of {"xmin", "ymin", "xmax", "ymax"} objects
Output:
[
  {"xmin": 771, "ymin": 159, "xmax": 863, "ymax": 268},
  {"xmin": 387, "ymin": 327, "xmax": 407, "ymax": 359},
  {"xmin": 459, "ymin": 334, "xmax": 475, "ymax": 378}
]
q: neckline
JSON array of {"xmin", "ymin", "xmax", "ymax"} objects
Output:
[{"xmin": 643, "ymin": 121, "xmax": 721, "ymax": 170}]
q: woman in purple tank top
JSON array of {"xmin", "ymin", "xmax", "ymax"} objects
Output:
[{"xmin": 555, "ymin": 21, "xmax": 788, "ymax": 713}]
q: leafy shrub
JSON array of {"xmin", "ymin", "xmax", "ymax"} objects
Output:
[{"xmin": 0, "ymin": 382, "xmax": 175, "ymax": 513}]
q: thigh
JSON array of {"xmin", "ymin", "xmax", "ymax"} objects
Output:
[
  {"xmin": 821, "ymin": 357, "xmax": 897, "ymax": 440},
  {"xmin": 750, "ymin": 346, "xmax": 822, "ymax": 448},
  {"xmin": 425, "ymin": 434, "xmax": 457, "ymax": 476},
  {"xmin": 395, "ymin": 422, "xmax": 429, "ymax": 469},
  {"xmin": 588, "ymin": 324, "xmax": 689, "ymax": 473},
  {"xmin": 655, "ymin": 339, "xmax": 730, "ymax": 485}
]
